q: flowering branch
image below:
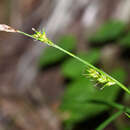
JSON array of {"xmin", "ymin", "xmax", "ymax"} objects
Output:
[{"xmin": 0, "ymin": 24, "xmax": 130, "ymax": 95}]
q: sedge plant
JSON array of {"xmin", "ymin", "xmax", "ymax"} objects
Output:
[{"xmin": 0, "ymin": 24, "xmax": 130, "ymax": 129}]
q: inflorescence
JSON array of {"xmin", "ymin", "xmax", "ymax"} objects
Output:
[
  {"xmin": 86, "ymin": 68, "xmax": 116, "ymax": 89},
  {"xmin": 32, "ymin": 28, "xmax": 54, "ymax": 46}
]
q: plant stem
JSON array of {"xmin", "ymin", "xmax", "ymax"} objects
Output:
[
  {"xmin": 17, "ymin": 30, "xmax": 35, "ymax": 39},
  {"xmin": 53, "ymin": 44, "xmax": 94, "ymax": 68},
  {"xmin": 17, "ymin": 30, "xmax": 130, "ymax": 95},
  {"xmin": 96, "ymin": 110, "xmax": 123, "ymax": 130},
  {"xmin": 86, "ymin": 100, "xmax": 130, "ymax": 117},
  {"xmin": 53, "ymin": 44, "xmax": 130, "ymax": 95}
]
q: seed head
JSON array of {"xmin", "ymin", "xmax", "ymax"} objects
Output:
[{"xmin": 86, "ymin": 68, "xmax": 116, "ymax": 89}]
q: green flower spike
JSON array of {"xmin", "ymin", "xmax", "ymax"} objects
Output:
[
  {"xmin": 87, "ymin": 68, "xmax": 116, "ymax": 89},
  {"xmin": 32, "ymin": 28, "xmax": 54, "ymax": 46}
]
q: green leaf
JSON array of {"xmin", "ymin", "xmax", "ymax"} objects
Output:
[
  {"xmin": 89, "ymin": 20, "xmax": 126, "ymax": 43},
  {"xmin": 60, "ymin": 68, "xmax": 126, "ymax": 125},
  {"xmin": 61, "ymin": 49, "xmax": 100, "ymax": 79},
  {"xmin": 39, "ymin": 35, "xmax": 76, "ymax": 67},
  {"xmin": 60, "ymin": 78, "xmax": 120, "ymax": 125},
  {"xmin": 110, "ymin": 67, "xmax": 127, "ymax": 83},
  {"xmin": 118, "ymin": 32, "xmax": 130, "ymax": 48},
  {"xmin": 123, "ymin": 86, "xmax": 130, "ymax": 102}
]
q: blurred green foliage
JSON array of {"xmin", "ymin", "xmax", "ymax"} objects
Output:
[
  {"xmin": 38, "ymin": 20, "xmax": 129, "ymax": 130},
  {"xmin": 110, "ymin": 67, "xmax": 127, "ymax": 83},
  {"xmin": 39, "ymin": 35, "xmax": 76, "ymax": 67},
  {"xmin": 89, "ymin": 20, "xmax": 126, "ymax": 43},
  {"xmin": 123, "ymin": 86, "xmax": 130, "ymax": 102},
  {"xmin": 119, "ymin": 32, "xmax": 130, "ymax": 48},
  {"xmin": 60, "ymin": 68, "xmax": 126, "ymax": 126},
  {"xmin": 61, "ymin": 49, "xmax": 100, "ymax": 79},
  {"xmin": 116, "ymin": 120, "xmax": 130, "ymax": 130}
]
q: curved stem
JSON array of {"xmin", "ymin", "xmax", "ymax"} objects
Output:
[
  {"xmin": 53, "ymin": 44, "xmax": 130, "ymax": 95},
  {"xmin": 96, "ymin": 110, "xmax": 123, "ymax": 130},
  {"xmin": 17, "ymin": 30, "xmax": 130, "ymax": 95},
  {"xmin": 86, "ymin": 99, "xmax": 130, "ymax": 114}
]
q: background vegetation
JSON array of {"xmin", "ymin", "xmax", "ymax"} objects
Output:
[{"xmin": 0, "ymin": 0, "xmax": 130, "ymax": 130}]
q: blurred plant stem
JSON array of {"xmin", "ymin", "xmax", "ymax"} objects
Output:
[{"xmin": 96, "ymin": 110, "xmax": 123, "ymax": 130}]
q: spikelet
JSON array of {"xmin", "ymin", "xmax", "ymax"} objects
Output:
[
  {"xmin": 86, "ymin": 68, "xmax": 116, "ymax": 89},
  {"xmin": 32, "ymin": 28, "xmax": 53, "ymax": 46}
]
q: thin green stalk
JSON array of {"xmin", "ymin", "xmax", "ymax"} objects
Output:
[
  {"xmin": 96, "ymin": 110, "xmax": 123, "ymax": 130},
  {"xmin": 17, "ymin": 30, "xmax": 130, "ymax": 95},
  {"xmin": 125, "ymin": 112, "xmax": 130, "ymax": 118},
  {"xmin": 53, "ymin": 44, "xmax": 94, "ymax": 68},
  {"xmin": 53, "ymin": 44, "xmax": 130, "ymax": 95},
  {"xmin": 17, "ymin": 30, "xmax": 35, "ymax": 39},
  {"xmin": 86, "ymin": 100, "xmax": 130, "ymax": 117},
  {"xmin": 0, "ymin": 24, "xmax": 129, "ymax": 95}
]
